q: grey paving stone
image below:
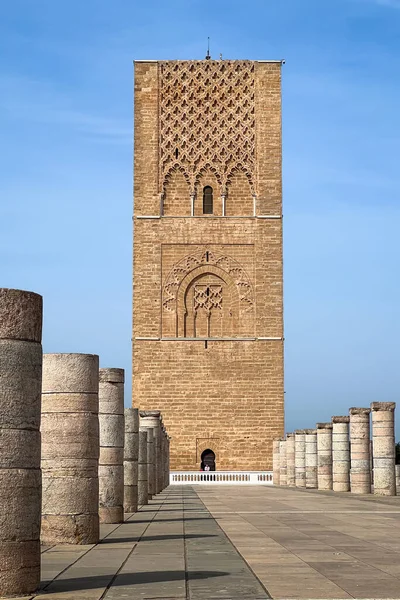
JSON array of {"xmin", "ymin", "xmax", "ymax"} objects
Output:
[{"xmin": 34, "ymin": 487, "xmax": 270, "ymax": 600}]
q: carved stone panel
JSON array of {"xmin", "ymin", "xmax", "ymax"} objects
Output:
[
  {"xmin": 161, "ymin": 245, "xmax": 255, "ymax": 338},
  {"xmin": 159, "ymin": 61, "xmax": 255, "ymax": 195}
]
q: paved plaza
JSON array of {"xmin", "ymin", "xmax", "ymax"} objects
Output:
[{"xmin": 9, "ymin": 485, "xmax": 400, "ymax": 600}]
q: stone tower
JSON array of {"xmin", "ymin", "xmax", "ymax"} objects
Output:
[{"xmin": 133, "ymin": 58, "xmax": 284, "ymax": 471}]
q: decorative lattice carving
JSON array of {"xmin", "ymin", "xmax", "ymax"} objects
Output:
[
  {"xmin": 159, "ymin": 60, "xmax": 255, "ymax": 194},
  {"xmin": 163, "ymin": 250, "xmax": 254, "ymax": 312},
  {"xmin": 194, "ymin": 285, "xmax": 223, "ymax": 313}
]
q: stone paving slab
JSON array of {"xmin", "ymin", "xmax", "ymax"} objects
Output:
[
  {"xmin": 196, "ymin": 485, "xmax": 400, "ymax": 599},
  {"xmin": 8, "ymin": 487, "xmax": 269, "ymax": 600}
]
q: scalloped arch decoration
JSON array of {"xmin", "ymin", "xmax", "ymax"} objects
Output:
[{"xmin": 162, "ymin": 249, "xmax": 254, "ymax": 313}]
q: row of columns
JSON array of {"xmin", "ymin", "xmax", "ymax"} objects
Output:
[
  {"xmin": 0, "ymin": 289, "xmax": 171, "ymax": 597},
  {"xmin": 273, "ymin": 403, "xmax": 398, "ymax": 496}
]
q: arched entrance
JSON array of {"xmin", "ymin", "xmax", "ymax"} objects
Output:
[{"xmin": 201, "ymin": 448, "xmax": 216, "ymax": 471}]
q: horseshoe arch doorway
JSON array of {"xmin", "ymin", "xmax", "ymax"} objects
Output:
[{"xmin": 200, "ymin": 448, "xmax": 216, "ymax": 471}]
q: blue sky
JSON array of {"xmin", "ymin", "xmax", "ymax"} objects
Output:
[{"xmin": 1, "ymin": 0, "xmax": 399, "ymax": 438}]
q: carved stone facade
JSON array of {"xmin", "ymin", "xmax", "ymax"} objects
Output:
[{"xmin": 133, "ymin": 59, "xmax": 284, "ymax": 471}]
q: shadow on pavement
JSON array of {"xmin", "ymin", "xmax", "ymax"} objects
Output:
[
  {"xmin": 100, "ymin": 533, "xmax": 217, "ymax": 543},
  {"xmin": 123, "ymin": 517, "xmax": 211, "ymax": 524},
  {"xmin": 43, "ymin": 570, "xmax": 229, "ymax": 592}
]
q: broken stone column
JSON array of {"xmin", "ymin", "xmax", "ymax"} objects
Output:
[
  {"xmin": 279, "ymin": 438, "xmax": 287, "ymax": 486},
  {"xmin": 371, "ymin": 402, "xmax": 396, "ymax": 496},
  {"xmin": 272, "ymin": 439, "xmax": 280, "ymax": 486},
  {"xmin": 317, "ymin": 423, "xmax": 333, "ymax": 490},
  {"xmin": 396, "ymin": 465, "xmax": 400, "ymax": 496},
  {"xmin": 294, "ymin": 430, "xmax": 306, "ymax": 488},
  {"xmin": 138, "ymin": 430, "xmax": 148, "ymax": 505},
  {"xmin": 124, "ymin": 408, "xmax": 139, "ymax": 513},
  {"xmin": 0, "ymin": 289, "xmax": 42, "ymax": 597},
  {"xmin": 332, "ymin": 416, "xmax": 350, "ymax": 492},
  {"xmin": 41, "ymin": 353, "xmax": 99, "ymax": 544},
  {"xmin": 139, "ymin": 411, "xmax": 161, "ymax": 493},
  {"xmin": 349, "ymin": 407, "xmax": 371, "ymax": 494},
  {"xmin": 286, "ymin": 433, "xmax": 296, "ymax": 487},
  {"xmin": 98, "ymin": 368, "xmax": 125, "ymax": 523},
  {"xmin": 305, "ymin": 429, "xmax": 318, "ymax": 488}
]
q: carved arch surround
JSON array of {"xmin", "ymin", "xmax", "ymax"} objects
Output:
[
  {"xmin": 163, "ymin": 250, "xmax": 254, "ymax": 313},
  {"xmin": 162, "ymin": 250, "xmax": 255, "ymax": 338}
]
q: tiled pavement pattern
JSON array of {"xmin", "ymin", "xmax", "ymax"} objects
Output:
[
  {"xmin": 6, "ymin": 485, "xmax": 400, "ymax": 600},
  {"xmin": 14, "ymin": 487, "xmax": 269, "ymax": 600},
  {"xmin": 197, "ymin": 485, "xmax": 400, "ymax": 599}
]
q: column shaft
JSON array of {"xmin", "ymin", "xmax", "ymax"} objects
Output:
[
  {"xmin": 143, "ymin": 426, "xmax": 155, "ymax": 499},
  {"xmin": 139, "ymin": 411, "xmax": 161, "ymax": 494},
  {"xmin": 371, "ymin": 402, "xmax": 396, "ymax": 496},
  {"xmin": 305, "ymin": 429, "xmax": 317, "ymax": 488},
  {"xmin": 286, "ymin": 433, "xmax": 296, "ymax": 487},
  {"xmin": 294, "ymin": 430, "xmax": 306, "ymax": 488},
  {"xmin": 99, "ymin": 368, "xmax": 125, "ymax": 523},
  {"xmin": 41, "ymin": 353, "xmax": 100, "ymax": 544},
  {"xmin": 279, "ymin": 438, "xmax": 287, "ymax": 486},
  {"xmin": 272, "ymin": 439, "xmax": 280, "ymax": 486},
  {"xmin": 317, "ymin": 423, "xmax": 333, "ymax": 490},
  {"xmin": 332, "ymin": 416, "xmax": 350, "ymax": 492},
  {"xmin": 166, "ymin": 436, "xmax": 171, "ymax": 487},
  {"xmin": 124, "ymin": 408, "xmax": 139, "ymax": 512},
  {"xmin": 349, "ymin": 407, "xmax": 371, "ymax": 494},
  {"xmin": 138, "ymin": 430, "xmax": 148, "ymax": 505},
  {"xmin": 0, "ymin": 289, "xmax": 42, "ymax": 596}
]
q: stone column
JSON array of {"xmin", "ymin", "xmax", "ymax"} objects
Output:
[
  {"xmin": 317, "ymin": 423, "xmax": 333, "ymax": 490},
  {"xmin": 41, "ymin": 353, "xmax": 99, "ymax": 544},
  {"xmin": 371, "ymin": 402, "xmax": 396, "ymax": 496},
  {"xmin": 349, "ymin": 407, "xmax": 371, "ymax": 494},
  {"xmin": 158, "ymin": 420, "xmax": 164, "ymax": 491},
  {"xmin": 0, "ymin": 289, "xmax": 42, "ymax": 597},
  {"xmin": 98, "ymin": 368, "xmax": 124, "ymax": 523},
  {"xmin": 286, "ymin": 433, "xmax": 296, "ymax": 487},
  {"xmin": 279, "ymin": 438, "xmax": 287, "ymax": 486},
  {"xmin": 159, "ymin": 424, "xmax": 165, "ymax": 490},
  {"xmin": 166, "ymin": 435, "xmax": 171, "ymax": 487},
  {"xmin": 332, "ymin": 416, "xmax": 350, "ymax": 492},
  {"xmin": 124, "ymin": 408, "xmax": 139, "ymax": 513},
  {"xmin": 294, "ymin": 430, "xmax": 306, "ymax": 488},
  {"xmin": 165, "ymin": 431, "xmax": 169, "ymax": 488},
  {"xmin": 160, "ymin": 421, "xmax": 166, "ymax": 490},
  {"xmin": 305, "ymin": 429, "xmax": 317, "ymax": 488},
  {"xmin": 143, "ymin": 426, "xmax": 154, "ymax": 500},
  {"xmin": 138, "ymin": 430, "xmax": 148, "ymax": 505},
  {"xmin": 370, "ymin": 439, "xmax": 374, "ymax": 486},
  {"xmin": 139, "ymin": 411, "xmax": 161, "ymax": 493},
  {"xmin": 396, "ymin": 465, "xmax": 400, "ymax": 496},
  {"xmin": 272, "ymin": 439, "xmax": 280, "ymax": 486}
]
